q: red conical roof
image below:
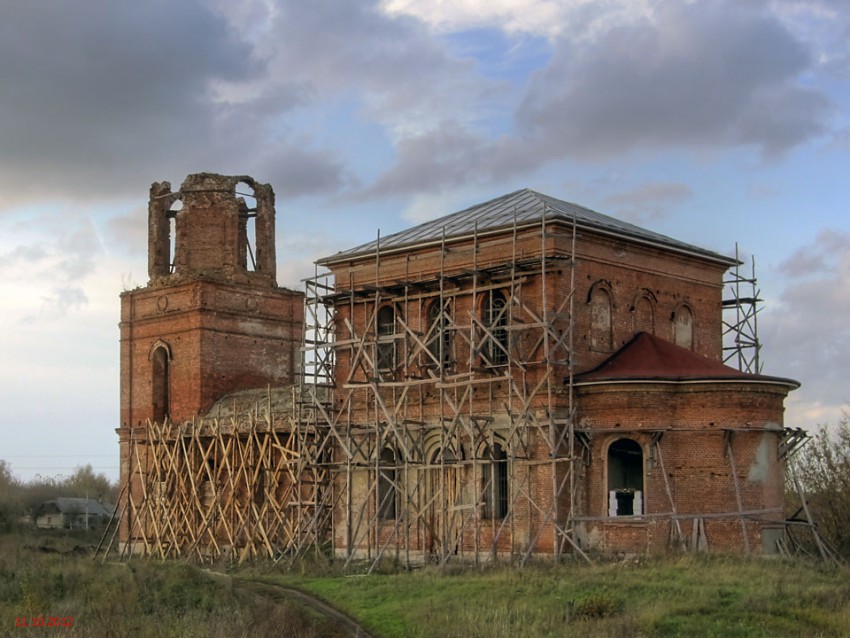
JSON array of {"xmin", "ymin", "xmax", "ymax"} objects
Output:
[{"xmin": 575, "ymin": 332, "xmax": 798, "ymax": 387}]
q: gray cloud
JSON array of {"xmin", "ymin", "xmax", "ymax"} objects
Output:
[
  {"xmin": 517, "ymin": 2, "xmax": 831, "ymax": 160},
  {"xmin": 105, "ymin": 208, "xmax": 148, "ymax": 257},
  {"xmin": 0, "ymin": 0, "xmax": 348, "ymax": 208}
]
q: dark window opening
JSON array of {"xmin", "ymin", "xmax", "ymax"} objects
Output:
[
  {"xmin": 378, "ymin": 447, "xmax": 397, "ymax": 520},
  {"xmin": 427, "ymin": 301, "xmax": 452, "ymax": 368},
  {"xmin": 483, "ymin": 291, "xmax": 508, "ymax": 366},
  {"xmin": 607, "ymin": 438, "xmax": 643, "ymax": 516},
  {"xmin": 376, "ymin": 306, "xmax": 397, "ymax": 373},
  {"xmin": 483, "ymin": 442, "xmax": 509, "ymax": 520},
  {"xmin": 151, "ymin": 346, "xmax": 170, "ymax": 422}
]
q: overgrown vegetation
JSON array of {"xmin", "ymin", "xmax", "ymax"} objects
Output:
[
  {"xmin": 0, "ymin": 531, "xmax": 346, "ymax": 638},
  {"xmin": 788, "ymin": 416, "xmax": 850, "ymax": 559}
]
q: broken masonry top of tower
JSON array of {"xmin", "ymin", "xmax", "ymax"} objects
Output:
[{"xmin": 146, "ymin": 173, "xmax": 278, "ymax": 288}]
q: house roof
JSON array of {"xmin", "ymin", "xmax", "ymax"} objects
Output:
[
  {"xmin": 575, "ymin": 332, "xmax": 799, "ymax": 388},
  {"xmin": 40, "ymin": 497, "xmax": 112, "ymax": 517},
  {"xmin": 317, "ymin": 189, "xmax": 736, "ymax": 266}
]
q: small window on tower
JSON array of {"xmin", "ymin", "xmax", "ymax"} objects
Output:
[{"xmin": 151, "ymin": 345, "xmax": 170, "ymax": 422}]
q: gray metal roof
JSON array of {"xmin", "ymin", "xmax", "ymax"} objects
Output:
[
  {"xmin": 317, "ymin": 188, "xmax": 735, "ymax": 266},
  {"xmin": 41, "ymin": 497, "xmax": 112, "ymax": 517}
]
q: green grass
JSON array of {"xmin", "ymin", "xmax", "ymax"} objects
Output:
[
  {"xmin": 2, "ymin": 529, "xmax": 849, "ymax": 637},
  {"xmin": 266, "ymin": 555, "xmax": 850, "ymax": 637}
]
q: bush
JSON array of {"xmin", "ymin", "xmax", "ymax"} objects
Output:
[{"xmin": 788, "ymin": 417, "xmax": 850, "ymax": 558}]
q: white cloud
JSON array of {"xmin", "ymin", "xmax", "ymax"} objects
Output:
[
  {"xmin": 380, "ymin": 0, "xmax": 654, "ymax": 41},
  {"xmin": 761, "ymin": 229, "xmax": 850, "ymax": 427}
]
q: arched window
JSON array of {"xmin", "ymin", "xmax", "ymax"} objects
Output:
[
  {"xmin": 672, "ymin": 304, "xmax": 694, "ymax": 350},
  {"xmin": 590, "ymin": 285, "xmax": 613, "ymax": 352},
  {"xmin": 378, "ymin": 447, "xmax": 397, "ymax": 521},
  {"xmin": 483, "ymin": 291, "xmax": 508, "ymax": 366},
  {"xmin": 427, "ymin": 300, "xmax": 452, "ymax": 368},
  {"xmin": 632, "ymin": 292, "xmax": 655, "ymax": 335},
  {"xmin": 151, "ymin": 345, "xmax": 170, "ymax": 422},
  {"xmin": 483, "ymin": 442, "xmax": 509, "ymax": 520},
  {"xmin": 607, "ymin": 439, "xmax": 643, "ymax": 516},
  {"xmin": 376, "ymin": 305, "xmax": 397, "ymax": 373}
]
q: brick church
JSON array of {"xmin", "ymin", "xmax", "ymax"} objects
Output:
[{"xmin": 116, "ymin": 173, "xmax": 800, "ymax": 564}]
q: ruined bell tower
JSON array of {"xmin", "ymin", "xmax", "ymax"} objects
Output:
[{"xmin": 118, "ymin": 173, "xmax": 304, "ymax": 427}]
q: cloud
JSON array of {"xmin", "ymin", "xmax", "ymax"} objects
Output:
[
  {"xmin": 603, "ymin": 182, "xmax": 693, "ymax": 223},
  {"xmin": 760, "ymin": 229, "xmax": 850, "ymax": 425},
  {"xmin": 105, "ymin": 208, "xmax": 148, "ymax": 257},
  {"xmin": 381, "ymin": 0, "xmax": 654, "ymax": 41},
  {"xmin": 517, "ymin": 2, "xmax": 831, "ymax": 161},
  {"xmin": 0, "ymin": 0, "xmax": 350, "ymax": 208}
]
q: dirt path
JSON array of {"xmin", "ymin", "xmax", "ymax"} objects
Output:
[{"xmin": 230, "ymin": 576, "xmax": 376, "ymax": 638}]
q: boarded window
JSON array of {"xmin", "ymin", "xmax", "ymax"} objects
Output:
[
  {"xmin": 607, "ymin": 438, "xmax": 643, "ymax": 516},
  {"xmin": 633, "ymin": 295, "xmax": 655, "ymax": 335},
  {"xmin": 590, "ymin": 287, "xmax": 613, "ymax": 352},
  {"xmin": 673, "ymin": 305, "xmax": 694, "ymax": 350}
]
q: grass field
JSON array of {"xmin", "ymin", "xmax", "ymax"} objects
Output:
[
  {"xmin": 265, "ymin": 555, "xmax": 850, "ymax": 637},
  {"xmin": 2, "ymin": 530, "xmax": 849, "ymax": 637}
]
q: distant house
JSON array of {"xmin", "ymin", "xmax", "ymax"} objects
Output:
[{"xmin": 36, "ymin": 498, "xmax": 113, "ymax": 530}]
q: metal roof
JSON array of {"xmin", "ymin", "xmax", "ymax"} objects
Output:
[{"xmin": 317, "ymin": 188, "xmax": 736, "ymax": 266}]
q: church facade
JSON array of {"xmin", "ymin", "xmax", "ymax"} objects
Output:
[{"xmin": 116, "ymin": 174, "xmax": 799, "ymax": 564}]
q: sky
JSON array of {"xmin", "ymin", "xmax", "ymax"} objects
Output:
[{"xmin": 1, "ymin": 0, "xmax": 848, "ymax": 483}]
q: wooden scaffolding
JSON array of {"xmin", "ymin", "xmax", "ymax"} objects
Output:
[{"xmin": 107, "ymin": 213, "xmax": 584, "ymax": 567}]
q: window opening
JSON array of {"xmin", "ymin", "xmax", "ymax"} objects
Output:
[
  {"xmin": 483, "ymin": 442, "xmax": 509, "ymax": 519},
  {"xmin": 483, "ymin": 291, "xmax": 508, "ymax": 366},
  {"xmin": 151, "ymin": 346, "xmax": 170, "ymax": 422},
  {"xmin": 427, "ymin": 300, "xmax": 452, "ymax": 368},
  {"xmin": 167, "ymin": 199, "xmax": 182, "ymax": 274},
  {"xmin": 607, "ymin": 439, "xmax": 643, "ymax": 516},
  {"xmin": 378, "ymin": 447, "xmax": 397, "ymax": 520},
  {"xmin": 236, "ymin": 181, "xmax": 257, "ymax": 272},
  {"xmin": 376, "ymin": 305, "xmax": 397, "ymax": 373}
]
